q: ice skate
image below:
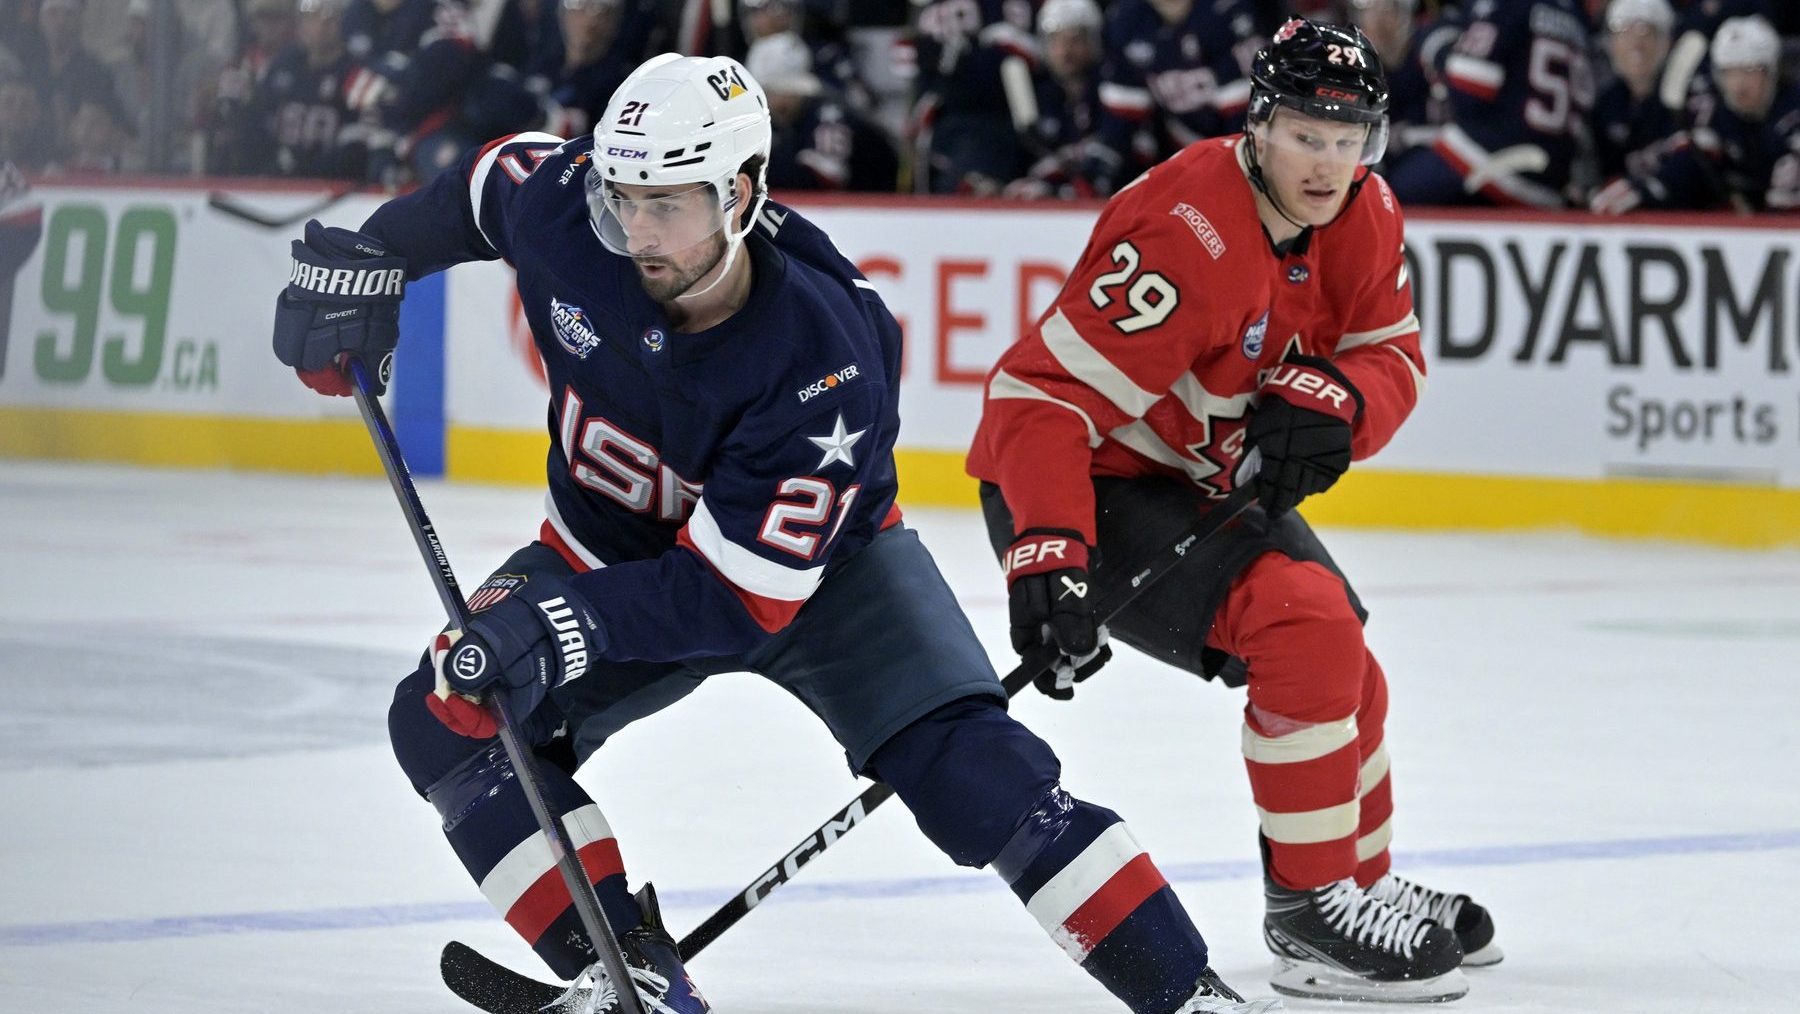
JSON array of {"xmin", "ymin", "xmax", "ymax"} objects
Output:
[
  {"xmin": 1366, "ymin": 871, "xmax": 1503, "ymax": 966},
  {"xmin": 1263, "ymin": 877, "xmax": 1468, "ymax": 1003},
  {"xmin": 1172, "ymin": 966, "xmax": 1285, "ymax": 1012},
  {"xmin": 550, "ymin": 884, "xmax": 708, "ymax": 1014}
]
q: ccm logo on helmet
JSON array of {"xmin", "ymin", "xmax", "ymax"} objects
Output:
[
  {"xmin": 1315, "ymin": 86, "xmax": 1359, "ymax": 102},
  {"xmin": 605, "ymin": 146, "xmax": 648, "ymax": 160}
]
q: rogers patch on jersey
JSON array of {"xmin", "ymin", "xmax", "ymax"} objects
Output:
[
  {"xmin": 1170, "ymin": 202, "xmax": 1226, "ymax": 260},
  {"xmin": 797, "ymin": 362, "xmax": 860, "ymax": 402},
  {"xmin": 550, "ymin": 297, "xmax": 602, "ymax": 358}
]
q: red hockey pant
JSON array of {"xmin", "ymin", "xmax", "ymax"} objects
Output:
[{"xmin": 1206, "ymin": 550, "xmax": 1393, "ymax": 891}]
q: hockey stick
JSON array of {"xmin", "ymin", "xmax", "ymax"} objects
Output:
[
  {"xmin": 344, "ymin": 356, "xmax": 647, "ymax": 1014},
  {"xmin": 206, "ymin": 185, "xmax": 354, "ymax": 230},
  {"xmin": 675, "ymin": 482, "xmax": 1259, "ymax": 961}
]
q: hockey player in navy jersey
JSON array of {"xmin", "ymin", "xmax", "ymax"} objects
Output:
[
  {"xmin": 271, "ymin": 52, "xmax": 1280, "ymax": 1014},
  {"xmin": 1387, "ymin": 0, "xmax": 1597, "ymax": 207},
  {"xmin": 1590, "ymin": 0, "xmax": 1680, "ymax": 182},
  {"xmin": 1094, "ymin": 0, "xmax": 1261, "ymax": 187},
  {"xmin": 1592, "ymin": 13, "xmax": 1800, "ymax": 212}
]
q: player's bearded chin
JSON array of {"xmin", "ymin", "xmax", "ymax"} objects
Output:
[{"xmin": 636, "ymin": 232, "xmax": 728, "ymax": 302}]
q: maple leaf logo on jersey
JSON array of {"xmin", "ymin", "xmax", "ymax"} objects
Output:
[{"xmin": 550, "ymin": 297, "xmax": 602, "ymax": 359}]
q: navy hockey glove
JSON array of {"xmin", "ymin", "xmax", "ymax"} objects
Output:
[
  {"xmin": 427, "ymin": 575, "xmax": 605, "ymax": 739},
  {"xmin": 272, "ymin": 218, "xmax": 406, "ymax": 397},
  {"xmin": 1245, "ymin": 355, "xmax": 1364, "ymax": 519},
  {"xmin": 1003, "ymin": 529, "xmax": 1111, "ymax": 701}
]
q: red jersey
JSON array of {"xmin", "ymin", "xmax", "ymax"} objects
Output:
[{"xmin": 967, "ymin": 137, "xmax": 1424, "ymax": 544}]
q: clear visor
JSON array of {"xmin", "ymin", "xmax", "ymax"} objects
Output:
[
  {"xmin": 585, "ymin": 170, "xmax": 731, "ymax": 259},
  {"xmin": 1256, "ymin": 103, "xmax": 1389, "ymax": 167}
]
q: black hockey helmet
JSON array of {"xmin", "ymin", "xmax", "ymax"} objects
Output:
[{"xmin": 1248, "ymin": 18, "xmax": 1390, "ymax": 165}]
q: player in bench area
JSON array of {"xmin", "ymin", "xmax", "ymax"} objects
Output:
[
  {"xmin": 272, "ymin": 51, "xmax": 1282, "ymax": 1014},
  {"xmin": 971, "ymin": 19, "xmax": 1500, "ymax": 1004}
]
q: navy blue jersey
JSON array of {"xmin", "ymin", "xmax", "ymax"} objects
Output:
[
  {"xmin": 342, "ymin": 0, "xmax": 482, "ymax": 134},
  {"xmin": 1592, "ymin": 78, "xmax": 1677, "ymax": 180},
  {"xmin": 252, "ymin": 47, "xmax": 368, "ymax": 180},
  {"xmin": 1381, "ymin": 13, "xmax": 1460, "ymax": 156},
  {"xmin": 361, "ymin": 133, "xmax": 906, "ymax": 662},
  {"xmin": 1645, "ymin": 80, "xmax": 1800, "ymax": 210},
  {"xmin": 1096, "ymin": 0, "xmax": 1258, "ymax": 165},
  {"xmin": 1432, "ymin": 0, "xmax": 1596, "ymax": 204},
  {"xmin": 908, "ymin": 0, "xmax": 1036, "ymax": 122}
]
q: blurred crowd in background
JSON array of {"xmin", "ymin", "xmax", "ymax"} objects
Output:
[{"xmin": 2, "ymin": 0, "xmax": 1797, "ymax": 212}]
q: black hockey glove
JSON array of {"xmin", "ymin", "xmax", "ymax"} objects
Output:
[
  {"xmin": 272, "ymin": 218, "xmax": 406, "ymax": 397},
  {"xmin": 1245, "ymin": 355, "xmax": 1364, "ymax": 519},
  {"xmin": 427, "ymin": 574, "xmax": 605, "ymax": 739},
  {"xmin": 1003, "ymin": 529, "xmax": 1111, "ymax": 701}
]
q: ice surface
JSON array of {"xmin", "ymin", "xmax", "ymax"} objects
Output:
[{"xmin": 3, "ymin": 462, "xmax": 1798, "ymax": 1013}]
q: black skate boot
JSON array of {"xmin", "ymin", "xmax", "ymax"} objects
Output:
[
  {"xmin": 1171, "ymin": 966, "xmax": 1285, "ymax": 1012},
  {"xmin": 1366, "ymin": 871, "xmax": 1502, "ymax": 966},
  {"xmin": 1263, "ymin": 876, "xmax": 1468, "ymax": 1003},
  {"xmin": 549, "ymin": 883, "xmax": 709, "ymax": 1014}
]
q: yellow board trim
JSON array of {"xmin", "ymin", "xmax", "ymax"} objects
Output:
[
  {"xmin": 0, "ymin": 406, "xmax": 384, "ymax": 474},
  {"xmin": 5, "ymin": 411, "xmax": 1796, "ymax": 548}
]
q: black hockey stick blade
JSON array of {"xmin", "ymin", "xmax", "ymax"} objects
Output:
[
  {"xmin": 206, "ymin": 185, "xmax": 354, "ymax": 230},
  {"xmin": 442, "ymin": 941, "xmax": 574, "ymax": 1014},
  {"xmin": 674, "ymin": 483, "xmax": 1258, "ymax": 961}
]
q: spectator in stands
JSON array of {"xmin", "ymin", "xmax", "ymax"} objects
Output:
[
  {"xmin": 522, "ymin": 0, "xmax": 634, "ymax": 138},
  {"xmin": 740, "ymin": 0, "xmax": 870, "ymax": 115},
  {"xmin": 751, "ymin": 29, "xmax": 896, "ymax": 191},
  {"xmin": 1349, "ymin": 0, "xmax": 1459, "ymax": 176},
  {"xmin": 906, "ymin": 0, "xmax": 1036, "ymax": 194},
  {"xmin": 55, "ymin": 95, "xmax": 136, "ymax": 173},
  {"xmin": 1388, "ymin": 0, "xmax": 1597, "ymax": 207},
  {"xmin": 1003, "ymin": 0, "xmax": 1109, "ymax": 199},
  {"xmin": 1592, "ymin": 0, "xmax": 1678, "ymax": 181},
  {"xmin": 1091, "ymin": 0, "xmax": 1260, "ymax": 192},
  {"xmin": 0, "ymin": 0, "xmax": 40, "ymax": 75},
  {"xmin": 202, "ymin": 0, "xmax": 298, "ymax": 174},
  {"xmin": 250, "ymin": 0, "xmax": 367, "ymax": 179},
  {"xmin": 487, "ymin": 0, "xmax": 565, "ymax": 73},
  {"xmin": 109, "ymin": 0, "xmax": 214, "ymax": 173},
  {"xmin": 0, "ymin": 69, "xmax": 44, "ymax": 172},
  {"xmin": 1656, "ymin": 0, "xmax": 1773, "ymax": 112},
  {"xmin": 342, "ymin": 0, "xmax": 485, "ymax": 182},
  {"xmin": 35, "ymin": 0, "xmax": 131, "ymax": 166},
  {"xmin": 1592, "ymin": 13, "xmax": 1800, "ymax": 212}
]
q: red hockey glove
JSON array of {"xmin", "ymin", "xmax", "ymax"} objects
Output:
[
  {"xmin": 1003, "ymin": 529, "xmax": 1111, "ymax": 700},
  {"xmin": 1246, "ymin": 354, "xmax": 1364, "ymax": 519}
]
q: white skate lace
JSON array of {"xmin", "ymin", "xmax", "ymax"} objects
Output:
[
  {"xmin": 549, "ymin": 962, "xmax": 677, "ymax": 1014},
  {"xmin": 1313, "ymin": 879, "xmax": 1434, "ymax": 959},
  {"xmin": 1366, "ymin": 872, "xmax": 1466, "ymax": 927}
]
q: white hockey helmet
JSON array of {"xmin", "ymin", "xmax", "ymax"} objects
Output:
[
  {"xmin": 586, "ymin": 53, "xmax": 772, "ymax": 260},
  {"xmin": 1038, "ymin": 0, "xmax": 1101, "ymax": 37},
  {"xmin": 1710, "ymin": 14, "xmax": 1779, "ymax": 72},
  {"xmin": 1605, "ymin": 0, "xmax": 1673, "ymax": 34}
]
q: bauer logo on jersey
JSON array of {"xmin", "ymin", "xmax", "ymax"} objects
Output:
[
  {"xmin": 797, "ymin": 362, "xmax": 860, "ymax": 402},
  {"xmin": 1242, "ymin": 312, "xmax": 1269, "ymax": 359},
  {"xmin": 550, "ymin": 297, "xmax": 602, "ymax": 359},
  {"xmin": 468, "ymin": 574, "xmax": 526, "ymax": 612},
  {"xmin": 1170, "ymin": 203, "xmax": 1226, "ymax": 260}
]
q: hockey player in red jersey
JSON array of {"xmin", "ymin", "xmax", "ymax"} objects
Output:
[{"xmin": 970, "ymin": 18, "xmax": 1500, "ymax": 1004}]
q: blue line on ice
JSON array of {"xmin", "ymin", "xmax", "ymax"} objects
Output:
[{"xmin": 5, "ymin": 828, "xmax": 1797, "ymax": 947}]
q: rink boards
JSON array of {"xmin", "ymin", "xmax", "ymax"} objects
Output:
[{"xmin": 1, "ymin": 181, "xmax": 1796, "ymax": 545}]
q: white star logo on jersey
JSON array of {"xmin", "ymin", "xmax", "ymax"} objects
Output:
[{"xmin": 807, "ymin": 413, "xmax": 866, "ymax": 470}]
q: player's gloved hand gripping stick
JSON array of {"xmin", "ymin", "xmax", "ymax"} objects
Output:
[
  {"xmin": 342, "ymin": 355, "xmax": 648, "ymax": 1014},
  {"xmin": 675, "ymin": 482, "xmax": 1258, "ymax": 961}
]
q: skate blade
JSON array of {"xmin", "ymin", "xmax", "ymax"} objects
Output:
[
  {"xmin": 1269, "ymin": 958, "xmax": 1469, "ymax": 1004},
  {"xmin": 1460, "ymin": 941, "xmax": 1504, "ymax": 967}
]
